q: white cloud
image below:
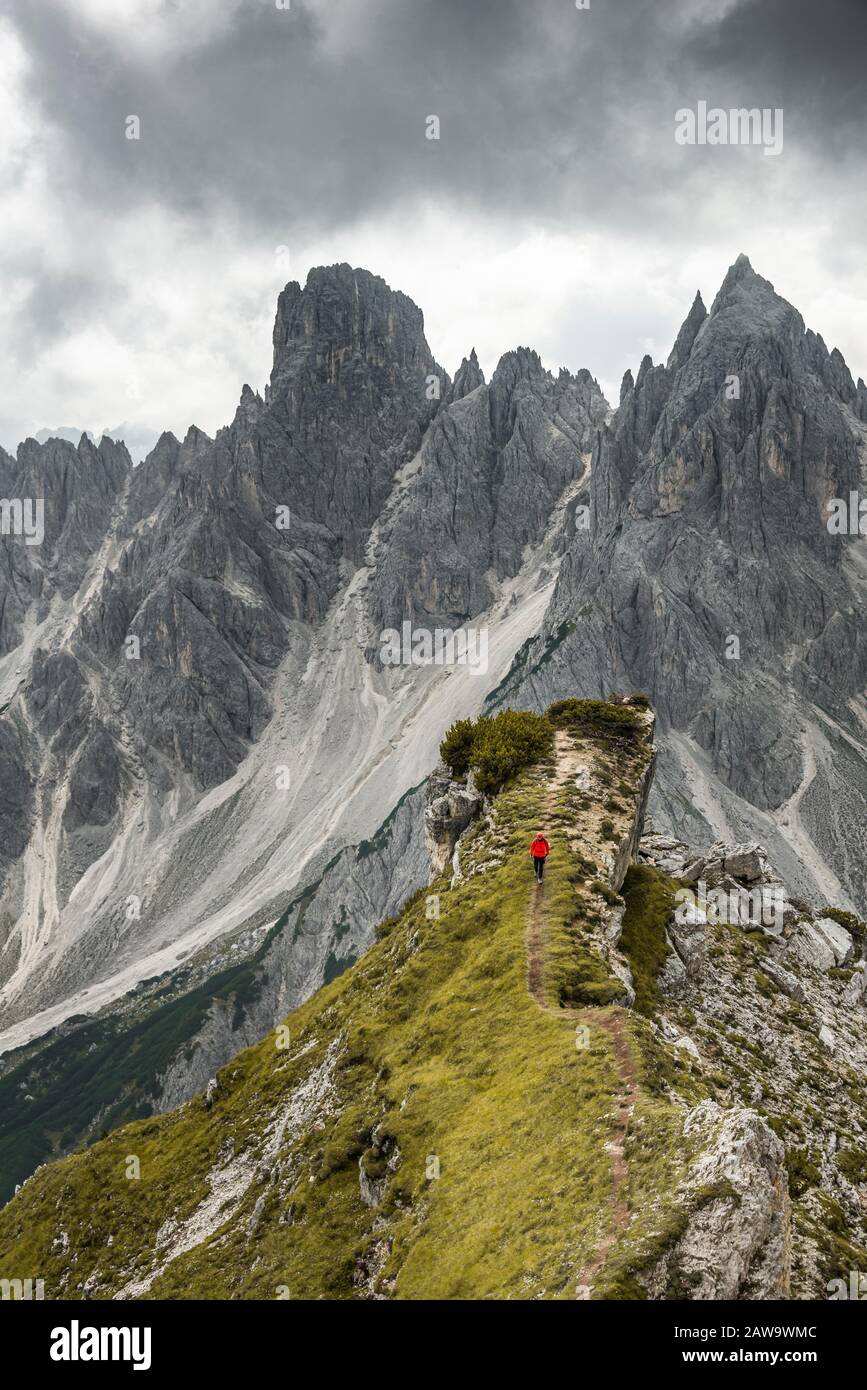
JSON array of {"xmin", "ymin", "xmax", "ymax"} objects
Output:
[{"xmin": 50, "ymin": 0, "xmax": 250, "ymax": 63}]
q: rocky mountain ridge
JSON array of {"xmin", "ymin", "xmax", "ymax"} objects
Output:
[
  {"xmin": 1, "ymin": 700, "xmax": 863, "ymax": 1299},
  {"xmin": 493, "ymin": 255, "xmax": 867, "ymax": 909}
]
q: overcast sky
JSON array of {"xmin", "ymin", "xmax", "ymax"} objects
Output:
[{"xmin": 1, "ymin": 0, "xmax": 866, "ymax": 453}]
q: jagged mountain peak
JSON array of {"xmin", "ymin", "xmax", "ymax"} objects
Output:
[
  {"xmin": 232, "ymin": 383, "xmax": 266, "ymax": 427},
  {"xmin": 724, "ymin": 249, "xmax": 754, "ymax": 278},
  {"xmin": 447, "ymin": 346, "xmax": 486, "ymax": 402},
  {"xmin": 268, "ymin": 262, "xmax": 445, "ymax": 428},
  {"xmin": 491, "ymin": 344, "xmax": 545, "ymax": 385},
  {"xmin": 182, "ymin": 424, "xmax": 212, "ymax": 451},
  {"xmin": 151, "ymin": 428, "xmax": 181, "ymax": 453},
  {"xmin": 707, "ymin": 253, "xmax": 799, "ymax": 336},
  {"xmin": 635, "ymin": 352, "xmax": 656, "ymax": 389},
  {"xmin": 271, "ymin": 262, "xmax": 432, "ymax": 362}
]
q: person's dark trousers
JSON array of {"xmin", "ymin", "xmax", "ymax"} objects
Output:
[{"xmin": 533, "ymin": 856, "xmax": 545, "ymax": 881}]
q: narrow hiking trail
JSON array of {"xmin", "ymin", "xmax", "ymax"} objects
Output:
[{"xmin": 525, "ymin": 731, "xmax": 638, "ymax": 1299}]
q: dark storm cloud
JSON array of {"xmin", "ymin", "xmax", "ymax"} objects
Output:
[
  {"xmin": 0, "ymin": 2, "xmax": 721, "ymax": 234},
  {"xmin": 4, "ymin": 0, "xmax": 867, "ymax": 449},
  {"xmin": 684, "ymin": 0, "xmax": 867, "ymax": 151},
  {"xmin": 8, "ymin": 0, "xmax": 864, "ymax": 255}
]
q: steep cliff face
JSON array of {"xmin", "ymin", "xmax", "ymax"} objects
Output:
[
  {"xmin": 495, "ymin": 256, "xmax": 867, "ymax": 908},
  {"xmin": 267, "ymin": 264, "xmax": 443, "ymax": 564},
  {"xmin": 0, "ymin": 433, "xmax": 131, "ymax": 655},
  {"xmin": 367, "ymin": 348, "xmax": 608, "ymax": 630},
  {"xmin": 637, "ymin": 821, "xmax": 867, "ymax": 1297},
  {"xmin": 2, "ymin": 700, "xmax": 861, "ymax": 1300}
]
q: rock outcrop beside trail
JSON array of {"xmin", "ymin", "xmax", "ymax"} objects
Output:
[
  {"xmin": 424, "ymin": 766, "xmax": 483, "ymax": 878},
  {"xmin": 644, "ymin": 1102, "xmax": 791, "ymax": 1300},
  {"xmin": 639, "ymin": 821, "xmax": 867, "ymax": 1298}
]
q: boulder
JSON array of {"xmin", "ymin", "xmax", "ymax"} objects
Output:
[
  {"xmin": 723, "ymin": 844, "xmax": 766, "ymax": 883},
  {"xmin": 783, "ymin": 922, "xmax": 837, "ymax": 974},
  {"xmin": 659, "ymin": 946, "xmax": 688, "ymax": 996},
  {"xmin": 424, "ymin": 766, "xmax": 483, "ymax": 877},
  {"xmin": 574, "ymin": 765, "xmax": 592, "ymax": 793},
  {"xmin": 668, "ymin": 918, "xmax": 707, "ymax": 979},
  {"xmin": 843, "ymin": 964, "xmax": 867, "ymax": 1008},
  {"xmin": 761, "ymin": 958, "xmax": 805, "ymax": 1003},
  {"xmin": 682, "ymin": 858, "xmax": 706, "ymax": 883},
  {"xmin": 644, "ymin": 1102, "xmax": 790, "ymax": 1300},
  {"xmin": 812, "ymin": 917, "xmax": 854, "ymax": 967}
]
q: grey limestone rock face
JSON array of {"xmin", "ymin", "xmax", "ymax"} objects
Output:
[
  {"xmin": 0, "ymin": 265, "xmax": 453, "ymax": 1024},
  {"xmin": 645, "ymin": 1100, "xmax": 791, "ymax": 1300},
  {"xmin": 424, "ymin": 765, "xmax": 483, "ymax": 878},
  {"xmin": 640, "ymin": 821, "xmax": 867, "ymax": 1297},
  {"xmin": 723, "ymin": 844, "xmax": 766, "ymax": 882},
  {"xmin": 0, "ymin": 433, "xmax": 130, "ymax": 654},
  {"xmin": 494, "ymin": 256, "xmax": 867, "ymax": 908},
  {"xmin": 367, "ymin": 348, "xmax": 608, "ymax": 632}
]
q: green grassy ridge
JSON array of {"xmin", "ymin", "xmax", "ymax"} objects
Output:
[
  {"xmin": 0, "ymin": 730, "xmax": 699, "ymax": 1301},
  {"xmin": 619, "ymin": 865, "xmax": 680, "ymax": 1017}
]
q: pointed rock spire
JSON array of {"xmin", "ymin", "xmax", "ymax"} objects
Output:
[
  {"xmin": 667, "ymin": 291, "xmax": 707, "ymax": 371},
  {"xmin": 448, "ymin": 347, "xmax": 485, "ymax": 403}
]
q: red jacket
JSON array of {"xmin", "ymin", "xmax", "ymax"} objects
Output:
[{"xmin": 530, "ymin": 836, "xmax": 550, "ymax": 859}]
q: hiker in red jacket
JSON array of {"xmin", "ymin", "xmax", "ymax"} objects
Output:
[{"xmin": 530, "ymin": 832, "xmax": 550, "ymax": 882}]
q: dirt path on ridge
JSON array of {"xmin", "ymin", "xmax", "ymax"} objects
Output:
[{"xmin": 525, "ymin": 731, "xmax": 638, "ymax": 1299}]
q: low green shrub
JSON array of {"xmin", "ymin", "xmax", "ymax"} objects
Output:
[
  {"xmin": 786, "ymin": 1146, "xmax": 821, "ymax": 1198},
  {"xmin": 836, "ymin": 1148, "xmax": 867, "ymax": 1185},
  {"xmin": 547, "ymin": 697, "xmax": 645, "ymax": 744},
  {"xmin": 439, "ymin": 710, "xmax": 554, "ymax": 795},
  {"xmin": 439, "ymin": 718, "xmax": 476, "ymax": 779}
]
